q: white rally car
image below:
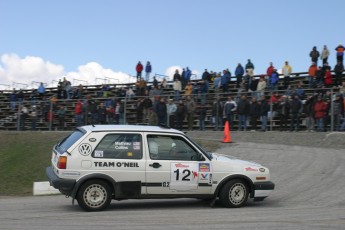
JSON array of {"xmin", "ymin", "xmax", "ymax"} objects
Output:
[{"xmin": 46, "ymin": 125, "xmax": 274, "ymax": 211}]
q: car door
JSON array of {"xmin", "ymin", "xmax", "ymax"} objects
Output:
[
  {"xmin": 89, "ymin": 132, "xmax": 146, "ymax": 193},
  {"xmin": 144, "ymin": 133, "xmax": 212, "ymax": 195}
]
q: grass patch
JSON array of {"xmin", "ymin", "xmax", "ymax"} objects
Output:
[
  {"xmin": 0, "ymin": 132, "xmax": 67, "ymax": 196},
  {"xmin": 0, "ymin": 131, "xmax": 222, "ymax": 196}
]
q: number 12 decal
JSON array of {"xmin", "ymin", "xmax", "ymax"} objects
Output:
[{"xmin": 170, "ymin": 163, "xmax": 199, "ymax": 190}]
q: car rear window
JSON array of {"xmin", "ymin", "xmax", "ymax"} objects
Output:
[{"xmin": 56, "ymin": 130, "xmax": 85, "ymax": 154}]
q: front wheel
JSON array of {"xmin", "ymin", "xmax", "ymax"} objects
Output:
[
  {"xmin": 219, "ymin": 179, "xmax": 249, "ymax": 208},
  {"xmin": 77, "ymin": 180, "xmax": 112, "ymax": 212}
]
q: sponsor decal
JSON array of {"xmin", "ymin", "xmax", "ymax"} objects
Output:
[
  {"xmin": 127, "ymin": 152, "xmax": 133, "ymax": 157},
  {"xmin": 133, "ymin": 145, "xmax": 140, "ymax": 150},
  {"xmin": 193, "ymin": 171, "xmax": 198, "ymax": 179},
  {"xmin": 175, "ymin": 163, "xmax": 189, "ymax": 168},
  {"xmin": 78, "ymin": 143, "xmax": 92, "ymax": 156},
  {"xmin": 114, "ymin": 142, "xmax": 132, "ymax": 150},
  {"xmin": 170, "ymin": 163, "xmax": 199, "ymax": 191},
  {"xmin": 259, "ymin": 168, "xmax": 266, "ymax": 172},
  {"xmin": 93, "ymin": 162, "xmax": 139, "ymax": 167},
  {"xmin": 89, "ymin": 138, "xmax": 97, "ymax": 142},
  {"xmin": 245, "ymin": 167, "xmax": 259, "ymax": 172},
  {"xmin": 201, "ymin": 173, "xmax": 208, "ymax": 179},
  {"xmin": 94, "ymin": 150, "xmax": 104, "ymax": 158},
  {"xmin": 199, "ymin": 163, "xmax": 210, "ymax": 172}
]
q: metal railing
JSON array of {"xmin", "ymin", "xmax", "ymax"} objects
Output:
[
  {"xmin": 0, "ymin": 88, "xmax": 344, "ymax": 132},
  {"xmin": 12, "ymin": 82, "xmax": 29, "ymax": 89},
  {"xmin": 73, "ymin": 78, "xmax": 88, "ymax": 86}
]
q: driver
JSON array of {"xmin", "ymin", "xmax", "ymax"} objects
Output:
[{"xmin": 148, "ymin": 138, "xmax": 159, "ymax": 159}]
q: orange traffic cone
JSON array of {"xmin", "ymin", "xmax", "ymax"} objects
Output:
[{"xmin": 222, "ymin": 121, "xmax": 232, "ymax": 143}]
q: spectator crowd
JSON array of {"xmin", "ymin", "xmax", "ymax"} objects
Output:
[{"xmin": 4, "ymin": 43, "xmax": 345, "ymax": 132}]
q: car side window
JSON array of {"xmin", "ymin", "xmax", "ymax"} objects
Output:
[
  {"xmin": 93, "ymin": 134, "xmax": 142, "ymax": 159},
  {"xmin": 147, "ymin": 135, "xmax": 200, "ymax": 161}
]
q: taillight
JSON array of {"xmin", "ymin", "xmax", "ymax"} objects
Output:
[{"xmin": 57, "ymin": 156, "xmax": 67, "ymax": 169}]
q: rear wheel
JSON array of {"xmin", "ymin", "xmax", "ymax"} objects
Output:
[
  {"xmin": 77, "ymin": 180, "xmax": 112, "ymax": 211},
  {"xmin": 219, "ymin": 179, "xmax": 249, "ymax": 208}
]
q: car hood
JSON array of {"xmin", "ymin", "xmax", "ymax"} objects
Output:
[
  {"xmin": 210, "ymin": 152, "xmax": 265, "ymax": 173},
  {"xmin": 211, "ymin": 153, "xmax": 262, "ymax": 166}
]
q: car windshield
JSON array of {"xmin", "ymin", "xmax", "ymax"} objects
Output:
[{"xmin": 56, "ymin": 129, "xmax": 85, "ymax": 154}]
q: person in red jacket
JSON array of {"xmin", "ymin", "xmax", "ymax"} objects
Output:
[
  {"xmin": 136, "ymin": 61, "xmax": 144, "ymax": 81},
  {"xmin": 75, "ymin": 100, "xmax": 84, "ymax": 127},
  {"xmin": 266, "ymin": 62, "xmax": 274, "ymax": 77},
  {"xmin": 324, "ymin": 69, "xmax": 332, "ymax": 87},
  {"xmin": 314, "ymin": 96, "xmax": 327, "ymax": 131}
]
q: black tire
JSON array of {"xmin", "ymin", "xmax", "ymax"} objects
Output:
[
  {"xmin": 219, "ymin": 179, "xmax": 249, "ymax": 208},
  {"xmin": 76, "ymin": 180, "xmax": 112, "ymax": 212}
]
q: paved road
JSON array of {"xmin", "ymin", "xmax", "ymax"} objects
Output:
[{"xmin": 1, "ymin": 142, "xmax": 345, "ymax": 230}]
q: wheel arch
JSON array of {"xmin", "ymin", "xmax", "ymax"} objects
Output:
[
  {"xmin": 214, "ymin": 174, "xmax": 254, "ymax": 198},
  {"xmin": 71, "ymin": 173, "xmax": 116, "ymax": 199}
]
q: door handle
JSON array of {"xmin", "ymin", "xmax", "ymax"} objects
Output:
[{"xmin": 149, "ymin": 163, "xmax": 162, "ymax": 168}]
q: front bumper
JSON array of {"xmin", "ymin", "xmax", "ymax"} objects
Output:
[
  {"xmin": 46, "ymin": 166, "xmax": 76, "ymax": 196},
  {"xmin": 253, "ymin": 181, "xmax": 275, "ymax": 200}
]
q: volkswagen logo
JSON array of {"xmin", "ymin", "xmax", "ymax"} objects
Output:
[{"xmin": 78, "ymin": 143, "xmax": 92, "ymax": 156}]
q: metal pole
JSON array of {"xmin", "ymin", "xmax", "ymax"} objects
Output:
[
  {"xmin": 269, "ymin": 90, "xmax": 273, "ymax": 131},
  {"xmin": 330, "ymin": 88, "xmax": 334, "ymax": 132},
  {"xmin": 16, "ymin": 103, "xmax": 20, "ymax": 131},
  {"xmin": 124, "ymin": 99, "xmax": 127, "ymax": 125},
  {"xmin": 49, "ymin": 101, "xmax": 53, "ymax": 131}
]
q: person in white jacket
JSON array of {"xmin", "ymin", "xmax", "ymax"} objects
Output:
[
  {"xmin": 173, "ymin": 79, "xmax": 182, "ymax": 101},
  {"xmin": 256, "ymin": 76, "xmax": 267, "ymax": 99},
  {"xmin": 167, "ymin": 99, "xmax": 177, "ymax": 128}
]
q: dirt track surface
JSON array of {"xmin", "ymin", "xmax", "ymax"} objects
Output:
[{"xmin": 1, "ymin": 131, "xmax": 345, "ymax": 229}]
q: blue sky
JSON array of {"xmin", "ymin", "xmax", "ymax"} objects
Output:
[{"xmin": 1, "ymin": 0, "xmax": 345, "ymax": 88}]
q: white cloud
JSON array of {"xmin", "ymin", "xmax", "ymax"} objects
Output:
[
  {"xmin": 0, "ymin": 54, "xmax": 135, "ymax": 89},
  {"xmin": 64, "ymin": 62, "xmax": 136, "ymax": 87},
  {"xmin": 0, "ymin": 54, "xmax": 64, "ymax": 89}
]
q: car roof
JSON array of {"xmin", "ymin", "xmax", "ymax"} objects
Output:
[{"xmin": 80, "ymin": 125, "xmax": 184, "ymax": 135}]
